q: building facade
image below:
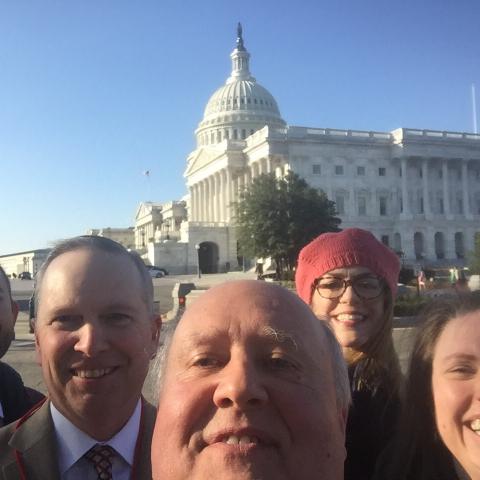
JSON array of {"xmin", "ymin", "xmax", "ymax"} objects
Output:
[
  {"xmin": 87, "ymin": 227, "xmax": 135, "ymax": 250},
  {"xmin": 144, "ymin": 26, "xmax": 480, "ymax": 273},
  {"xmin": 0, "ymin": 249, "xmax": 51, "ymax": 277}
]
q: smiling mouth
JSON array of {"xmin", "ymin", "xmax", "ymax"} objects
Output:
[
  {"xmin": 71, "ymin": 368, "xmax": 115, "ymax": 379},
  {"xmin": 470, "ymin": 419, "xmax": 480, "ymax": 435},
  {"xmin": 221, "ymin": 435, "xmax": 260, "ymax": 445},
  {"xmin": 335, "ymin": 313, "xmax": 365, "ymax": 323}
]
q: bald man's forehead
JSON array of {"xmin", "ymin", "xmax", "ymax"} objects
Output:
[{"xmin": 174, "ymin": 282, "xmax": 324, "ymax": 352}]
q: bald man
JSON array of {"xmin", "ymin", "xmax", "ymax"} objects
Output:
[{"xmin": 151, "ymin": 280, "xmax": 350, "ymax": 480}]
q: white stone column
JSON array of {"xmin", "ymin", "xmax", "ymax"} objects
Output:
[
  {"xmin": 220, "ymin": 170, "xmax": 226, "ymax": 222},
  {"xmin": 401, "ymin": 157, "xmax": 410, "ymax": 216},
  {"xmin": 189, "ymin": 186, "xmax": 195, "ymax": 221},
  {"xmin": 275, "ymin": 165, "xmax": 282, "ymax": 179},
  {"xmin": 198, "ymin": 181, "xmax": 204, "ymax": 222},
  {"xmin": 226, "ymin": 169, "xmax": 232, "ymax": 221},
  {"xmin": 209, "ymin": 176, "xmax": 215, "ymax": 222},
  {"xmin": 195, "ymin": 184, "xmax": 201, "ymax": 221},
  {"xmin": 442, "ymin": 160, "xmax": 452, "ymax": 219},
  {"xmin": 421, "ymin": 158, "xmax": 431, "ymax": 217},
  {"xmin": 258, "ymin": 159, "xmax": 264, "ymax": 175},
  {"xmin": 462, "ymin": 160, "xmax": 472, "ymax": 218},
  {"xmin": 266, "ymin": 156, "xmax": 272, "ymax": 173},
  {"xmin": 349, "ymin": 189, "xmax": 355, "ymax": 218},
  {"xmin": 203, "ymin": 179, "xmax": 209, "ymax": 222},
  {"xmin": 214, "ymin": 173, "xmax": 220, "ymax": 223},
  {"xmin": 249, "ymin": 164, "xmax": 255, "ymax": 180}
]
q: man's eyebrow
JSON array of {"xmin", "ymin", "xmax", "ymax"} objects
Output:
[{"xmin": 261, "ymin": 326, "xmax": 299, "ymax": 350}]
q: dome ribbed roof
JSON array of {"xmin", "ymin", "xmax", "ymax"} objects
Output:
[
  {"xmin": 203, "ymin": 80, "xmax": 282, "ymax": 120},
  {"xmin": 195, "ymin": 24, "xmax": 285, "ymax": 147}
]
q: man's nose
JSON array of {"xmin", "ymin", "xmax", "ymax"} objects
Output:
[
  {"xmin": 74, "ymin": 321, "xmax": 108, "ymax": 356},
  {"xmin": 213, "ymin": 358, "xmax": 268, "ymax": 409}
]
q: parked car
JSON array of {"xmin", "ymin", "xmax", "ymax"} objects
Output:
[
  {"xmin": 18, "ymin": 271, "xmax": 32, "ymax": 280},
  {"xmin": 147, "ymin": 266, "xmax": 165, "ymax": 278},
  {"xmin": 145, "ymin": 265, "xmax": 168, "ymax": 276}
]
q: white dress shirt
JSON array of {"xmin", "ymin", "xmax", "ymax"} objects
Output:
[{"xmin": 50, "ymin": 400, "xmax": 141, "ymax": 480}]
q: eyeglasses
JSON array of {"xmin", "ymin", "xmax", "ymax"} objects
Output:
[{"xmin": 314, "ymin": 275, "xmax": 384, "ymax": 300}]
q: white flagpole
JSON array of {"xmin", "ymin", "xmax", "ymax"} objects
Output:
[{"xmin": 472, "ymin": 83, "xmax": 478, "ymax": 134}]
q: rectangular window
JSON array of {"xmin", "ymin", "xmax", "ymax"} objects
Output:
[
  {"xmin": 312, "ymin": 164, "xmax": 321, "ymax": 175},
  {"xmin": 419, "ymin": 168, "xmax": 423, "ymax": 178},
  {"xmin": 379, "ymin": 197, "xmax": 387, "ymax": 216},
  {"xmin": 335, "ymin": 194, "xmax": 345, "ymax": 215},
  {"xmin": 439, "ymin": 198, "xmax": 444, "ymax": 214},
  {"xmin": 378, "ymin": 167, "xmax": 386, "ymax": 177},
  {"xmin": 357, "ymin": 166, "xmax": 365, "ymax": 176},
  {"xmin": 381, "ymin": 235, "xmax": 389, "ymax": 246},
  {"xmin": 335, "ymin": 165, "xmax": 344, "ymax": 175},
  {"xmin": 458, "ymin": 198, "xmax": 463, "ymax": 214},
  {"xmin": 400, "ymin": 197, "xmax": 403, "ymax": 213},
  {"xmin": 358, "ymin": 197, "xmax": 367, "ymax": 216},
  {"xmin": 419, "ymin": 197, "xmax": 424, "ymax": 214},
  {"xmin": 439, "ymin": 169, "xmax": 443, "ymax": 179},
  {"xmin": 399, "ymin": 167, "xmax": 402, "ymax": 177}
]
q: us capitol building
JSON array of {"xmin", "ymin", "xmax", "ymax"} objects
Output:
[{"xmin": 110, "ymin": 26, "xmax": 480, "ymax": 274}]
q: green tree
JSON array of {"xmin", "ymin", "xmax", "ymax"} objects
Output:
[
  {"xmin": 234, "ymin": 172, "xmax": 341, "ymax": 274},
  {"xmin": 468, "ymin": 232, "xmax": 480, "ymax": 274}
]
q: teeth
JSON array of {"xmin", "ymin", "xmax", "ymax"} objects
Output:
[
  {"xmin": 225, "ymin": 435, "xmax": 239, "ymax": 445},
  {"xmin": 223, "ymin": 435, "xmax": 258, "ymax": 445},
  {"xmin": 75, "ymin": 368, "xmax": 113, "ymax": 378},
  {"xmin": 471, "ymin": 419, "xmax": 480, "ymax": 432},
  {"xmin": 336, "ymin": 314, "xmax": 363, "ymax": 322}
]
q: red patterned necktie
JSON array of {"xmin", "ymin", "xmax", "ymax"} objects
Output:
[{"xmin": 84, "ymin": 444, "xmax": 115, "ymax": 480}]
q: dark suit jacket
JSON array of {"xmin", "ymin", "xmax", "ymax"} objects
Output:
[
  {"xmin": 0, "ymin": 362, "xmax": 44, "ymax": 426},
  {"xmin": 0, "ymin": 398, "xmax": 157, "ymax": 480}
]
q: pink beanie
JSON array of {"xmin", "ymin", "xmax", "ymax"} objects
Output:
[{"xmin": 295, "ymin": 228, "xmax": 400, "ymax": 304}]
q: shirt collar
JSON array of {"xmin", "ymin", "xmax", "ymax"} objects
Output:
[{"xmin": 50, "ymin": 399, "xmax": 142, "ymax": 475}]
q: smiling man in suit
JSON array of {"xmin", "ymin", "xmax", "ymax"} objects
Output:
[{"xmin": 0, "ymin": 236, "xmax": 161, "ymax": 479}]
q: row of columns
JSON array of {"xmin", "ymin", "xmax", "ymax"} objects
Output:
[
  {"xmin": 400, "ymin": 157, "xmax": 473, "ymax": 219},
  {"xmin": 394, "ymin": 229, "xmax": 475, "ymax": 262},
  {"xmin": 189, "ymin": 156, "xmax": 288, "ymax": 222}
]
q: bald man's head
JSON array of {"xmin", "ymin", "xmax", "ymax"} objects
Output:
[{"xmin": 152, "ymin": 280, "xmax": 348, "ymax": 480}]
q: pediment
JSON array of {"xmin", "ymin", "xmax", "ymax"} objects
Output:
[
  {"xmin": 135, "ymin": 201, "xmax": 162, "ymax": 221},
  {"xmin": 184, "ymin": 147, "xmax": 225, "ymax": 177}
]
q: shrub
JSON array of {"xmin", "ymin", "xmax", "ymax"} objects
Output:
[{"xmin": 394, "ymin": 295, "xmax": 431, "ymax": 317}]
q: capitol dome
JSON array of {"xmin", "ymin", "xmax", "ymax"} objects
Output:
[{"xmin": 195, "ymin": 24, "xmax": 286, "ymax": 147}]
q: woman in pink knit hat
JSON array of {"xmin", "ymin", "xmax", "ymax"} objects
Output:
[{"xmin": 295, "ymin": 228, "xmax": 402, "ymax": 480}]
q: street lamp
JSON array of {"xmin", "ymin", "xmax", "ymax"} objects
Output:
[{"xmin": 195, "ymin": 244, "xmax": 201, "ymax": 278}]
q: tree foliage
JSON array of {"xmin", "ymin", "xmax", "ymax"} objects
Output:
[
  {"xmin": 468, "ymin": 232, "xmax": 480, "ymax": 274},
  {"xmin": 234, "ymin": 172, "xmax": 341, "ymax": 272}
]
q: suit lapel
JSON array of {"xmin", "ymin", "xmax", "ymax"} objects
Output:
[
  {"xmin": 6, "ymin": 400, "xmax": 61, "ymax": 480},
  {"xmin": 135, "ymin": 399, "xmax": 157, "ymax": 479}
]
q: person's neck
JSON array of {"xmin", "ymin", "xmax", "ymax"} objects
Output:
[{"xmin": 52, "ymin": 399, "xmax": 140, "ymax": 441}]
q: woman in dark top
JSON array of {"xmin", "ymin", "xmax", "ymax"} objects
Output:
[
  {"xmin": 374, "ymin": 293, "xmax": 480, "ymax": 480},
  {"xmin": 296, "ymin": 228, "xmax": 403, "ymax": 480}
]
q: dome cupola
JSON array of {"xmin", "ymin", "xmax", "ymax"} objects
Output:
[{"xmin": 195, "ymin": 24, "xmax": 286, "ymax": 147}]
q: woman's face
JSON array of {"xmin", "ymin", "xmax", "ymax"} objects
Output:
[
  {"xmin": 310, "ymin": 266, "xmax": 386, "ymax": 353},
  {"xmin": 432, "ymin": 311, "xmax": 480, "ymax": 479}
]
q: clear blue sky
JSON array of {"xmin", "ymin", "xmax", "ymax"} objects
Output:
[{"xmin": 1, "ymin": 0, "xmax": 479, "ymax": 255}]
